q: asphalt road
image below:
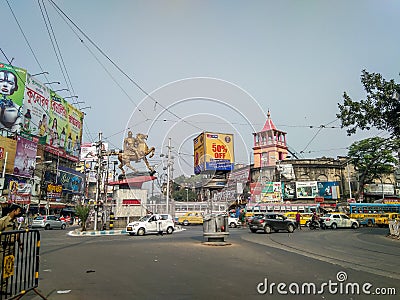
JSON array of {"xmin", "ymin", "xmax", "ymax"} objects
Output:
[{"xmin": 23, "ymin": 225, "xmax": 400, "ymax": 300}]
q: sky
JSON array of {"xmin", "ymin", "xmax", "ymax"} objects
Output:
[{"xmin": 2, "ymin": 0, "xmax": 400, "ymax": 179}]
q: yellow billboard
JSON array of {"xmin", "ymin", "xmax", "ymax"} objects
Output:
[
  {"xmin": 193, "ymin": 132, "xmax": 234, "ymax": 174},
  {"xmin": 0, "ymin": 136, "xmax": 17, "ymax": 174}
]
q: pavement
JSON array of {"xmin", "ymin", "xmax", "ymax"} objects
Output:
[{"xmin": 68, "ymin": 225, "xmax": 184, "ymax": 236}]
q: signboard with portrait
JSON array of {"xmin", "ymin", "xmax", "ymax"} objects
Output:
[
  {"xmin": 317, "ymin": 181, "xmax": 340, "ymax": 199},
  {"xmin": 0, "ymin": 62, "xmax": 27, "ymax": 132},
  {"xmin": 8, "ymin": 180, "xmax": 31, "ymax": 204},
  {"xmin": 13, "ymin": 136, "xmax": 38, "ymax": 178},
  {"xmin": 22, "ymin": 74, "xmax": 51, "ymax": 136}
]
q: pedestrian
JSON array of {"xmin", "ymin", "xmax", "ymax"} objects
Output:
[
  {"xmin": 295, "ymin": 211, "xmax": 302, "ymax": 230},
  {"xmin": 157, "ymin": 215, "xmax": 163, "ymax": 236},
  {"xmin": 0, "ymin": 203, "xmax": 23, "ymax": 295}
]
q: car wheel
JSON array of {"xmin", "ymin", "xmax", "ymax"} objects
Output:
[
  {"xmin": 331, "ymin": 223, "xmax": 337, "ymax": 229},
  {"xmin": 264, "ymin": 225, "xmax": 272, "ymax": 234},
  {"xmin": 166, "ymin": 226, "xmax": 174, "ymax": 234},
  {"xmin": 137, "ymin": 228, "xmax": 145, "ymax": 236},
  {"xmin": 287, "ymin": 224, "xmax": 295, "ymax": 233},
  {"xmin": 229, "ymin": 222, "xmax": 236, "ymax": 228},
  {"xmin": 250, "ymin": 228, "xmax": 257, "ymax": 233},
  {"xmin": 61, "ymin": 224, "xmax": 66, "ymax": 230},
  {"xmin": 45, "ymin": 224, "xmax": 50, "ymax": 230},
  {"xmin": 183, "ymin": 220, "xmax": 189, "ymax": 226},
  {"xmin": 351, "ymin": 222, "xmax": 358, "ymax": 229}
]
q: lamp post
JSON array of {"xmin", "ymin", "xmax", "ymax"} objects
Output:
[{"xmin": 185, "ymin": 188, "xmax": 189, "ymax": 202}]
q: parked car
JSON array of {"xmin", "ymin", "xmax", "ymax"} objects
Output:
[
  {"xmin": 320, "ymin": 213, "xmax": 359, "ymax": 229},
  {"xmin": 31, "ymin": 215, "xmax": 67, "ymax": 230},
  {"xmin": 126, "ymin": 214, "xmax": 175, "ymax": 236},
  {"xmin": 177, "ymin": 211, "xmax": 204, "ymax": 226},
  {"xmin": 248, "ymin": 213, "xmax": 296, "ymax": 234},
  {"xmin": 228, "ymin": 216, "xmax": 241, "ymax": 228}
]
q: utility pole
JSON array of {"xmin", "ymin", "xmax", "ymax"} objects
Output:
[
  {"xmin": 94, "ymin": 131, "xmax": 102, "ymax": 231},
  {"xmin": 166, "ymin": 138, "xmax": 171, "ymax": 214},
  {"xmin": 347, "ymin": 162, "xmax": 352, "ymax": 199}
]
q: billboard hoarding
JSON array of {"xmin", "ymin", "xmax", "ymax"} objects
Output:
[
  {"xmin": 13, "ymin": 136, "xmax": 38, "ymax": 178},
  {"xmin": 8, "ymin": 180, "xmax": 31, "ymax": 204},
  {"xmin": 317, "ymin": 182, "xmax": 340, "ymax": 199},
  {"xmin": 193, "ymin": 132, "xmax": 234, "ymax": 174},
  {"xmin": 22, "ymin": 74, "xmax": 51, "ymax": 136},
  {"xmin": 0, "ymin": 62, "xmax": 27, "ymax": 132},
  {"xmin": 0, "ymin": 136, "xmax": 17, "ymax": 174},
  {"xmin": 295, "ymin": 181, "xmax": 318, "ymax": 198}
]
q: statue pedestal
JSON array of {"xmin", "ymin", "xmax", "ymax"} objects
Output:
[{"xmin": 109, "ymin": 173, "xmax": 156, "ymax": 189}]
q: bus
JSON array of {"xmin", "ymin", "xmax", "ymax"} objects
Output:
[
  {"xmin": 348, "ymin": 203, "xmax": 400, "ymax": 227},
  {"xmin": 245, "ymin": 202, "xmax": 321, "ymax": 218}
]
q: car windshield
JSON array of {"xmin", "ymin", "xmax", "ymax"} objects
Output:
[
  {"xmin": 138, "ymin": 215, "xmax": 151, "ymax": 222},
  {"xmin": 34, "ymin": 216, "xmax": 44, "ymax": 220}
]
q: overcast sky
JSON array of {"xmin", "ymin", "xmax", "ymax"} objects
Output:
[{"xmin": 2, "ymin": 0, "xmax": 399, "ymax": 177}]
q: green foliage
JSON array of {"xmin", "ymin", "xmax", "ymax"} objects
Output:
[
  {"xmin": 337, "ymin": 70, "xmax": 400, "ymax": 138},
  {"xmin": 172, "ymin": 188, "xmax": 197, "ymax": 202},
  {"xmin": 348, "ymin": 137, "xmax": 399, "ymax": 197},
  {"xmin": 75, "ymin": 204, "xmax": 90, "ymax": 231}
]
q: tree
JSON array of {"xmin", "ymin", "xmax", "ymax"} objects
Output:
[
  {"xmin": 348, "ymin": 137, "xmax": 399, "ymax": 200},
  {"xmin": 75, "ymin": 204, "xmax": 90, "ymax": 231},
  {"xmin": 337, "ymin": 70, "xmax": 400, "ymax": 139}
]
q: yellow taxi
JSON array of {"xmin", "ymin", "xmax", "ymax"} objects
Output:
[
  {"xmin": 284, "ymin": 212, "xmax": 313, "ymax": 226},
  {"xmin": 375, "ymin": 213, "xmax": 400, "ymax": 227},
  {"xmin": 178, "ymin": 212, "xmax": 204, "ymax": 226}
]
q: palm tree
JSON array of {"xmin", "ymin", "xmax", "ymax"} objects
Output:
[{"xmin": 75, "ymin": 205, "xmax": 90, "ymax": 231}]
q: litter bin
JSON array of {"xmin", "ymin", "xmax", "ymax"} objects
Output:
[{"xmin": 203, "ymin": 214, "xmax": 229, "ymax": 242}]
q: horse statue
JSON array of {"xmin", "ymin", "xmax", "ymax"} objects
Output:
[{"xmin": 118, "ymin": 132, "xmax": 155, "ymax": 175}]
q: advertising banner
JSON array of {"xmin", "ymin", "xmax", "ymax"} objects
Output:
[
  {"xmin": 296, "ymin": 181, "xmax": 318, "ymax": 198},
  {"xmin": 317, "ymin": 181, "xmax": 340, "ymax": 199},
  {"xmin": 57, "ymin": 165, "xmax": 84, "ymax": 193},
  {"xmin": 67, "ymin": 103, "xmax": 83, "ymax": 157},
  {"xmin": 13, "ymin": 136, "xmax": 38, "ymax": 178},
  {"xmin": 261, "ymin": 181, "xmax": 282, "ymax": 202},
  {"xmin": 364, "ymin": 183, "xmax": 395, "ymax": 195},
  {"xmin": 47, "ymin": 92, "xmax": 69, "ymax": 150},
  {"xmin": 204, "ymin": 132, "xmax": 234, "ymax": 172},
  {"xmin": 80, "ymin": 143, "xmax": 98, "ymax": 161},
  {"xmin": 193, "ymin": 133, "xmax": 205, "ymax": 174},
  {"xmin": 283, "ymin": 182, "xmax": 296, "ymax": 200},
  {"xmin": 22, "ymin": 74, "xmax": 51, "ymax": 136},
  {"xmin": 0, "ymin": 136, "xmax": 17, "ymax": 174},
  {"xmin": 8, "ymin": 180, "xmax": 31, "ymax": 204},
  {"xmin": 0, "ymin": 62, "xmax": 27, "ymax": 132},
  {"xmin": 193, "ymin": 132, "xmax": 234, "ymax": 173},
  {"xmin": 46, "ymin": 183, "xmax": 62, "ymax": 201}
]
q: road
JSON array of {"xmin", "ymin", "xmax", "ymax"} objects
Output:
[{"xmin": 24, "ymin": 226, "xmax": 399, "ymax": 300}]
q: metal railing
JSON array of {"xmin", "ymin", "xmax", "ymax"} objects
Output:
[{"xmin": 0, "ymin": 229, "xmax": 46, "ymax": 299}]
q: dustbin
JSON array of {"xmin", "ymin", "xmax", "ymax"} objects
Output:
[{"xmin": 203, "ymin": 214, "xmax": 230, "ymax": 242}]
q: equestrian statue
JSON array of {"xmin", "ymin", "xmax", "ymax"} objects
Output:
[{"xmin": 118, "ymin": 131, "xmax": 156, "ymax": 176}]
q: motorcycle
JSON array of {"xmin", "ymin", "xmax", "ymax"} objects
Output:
[{"xmin": 309, "ymin": 219, "xmax": 326, "ymax": 230}]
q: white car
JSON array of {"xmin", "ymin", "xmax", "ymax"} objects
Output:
[
  {"xmin": 320, "ymin": 213, "xmax": 359, "ymax": 229},
  {"xmin": 126, "ymin": 214, "xmax": 175, "ymax": 236},
  {"xmin": 228, "ymin": 217, "xmax": 241, "ymax": 228}
]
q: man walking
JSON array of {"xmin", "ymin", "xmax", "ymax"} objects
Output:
[{"xmin": 0, "ymin": 203, "xmax": 23, "ymax": 295}]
